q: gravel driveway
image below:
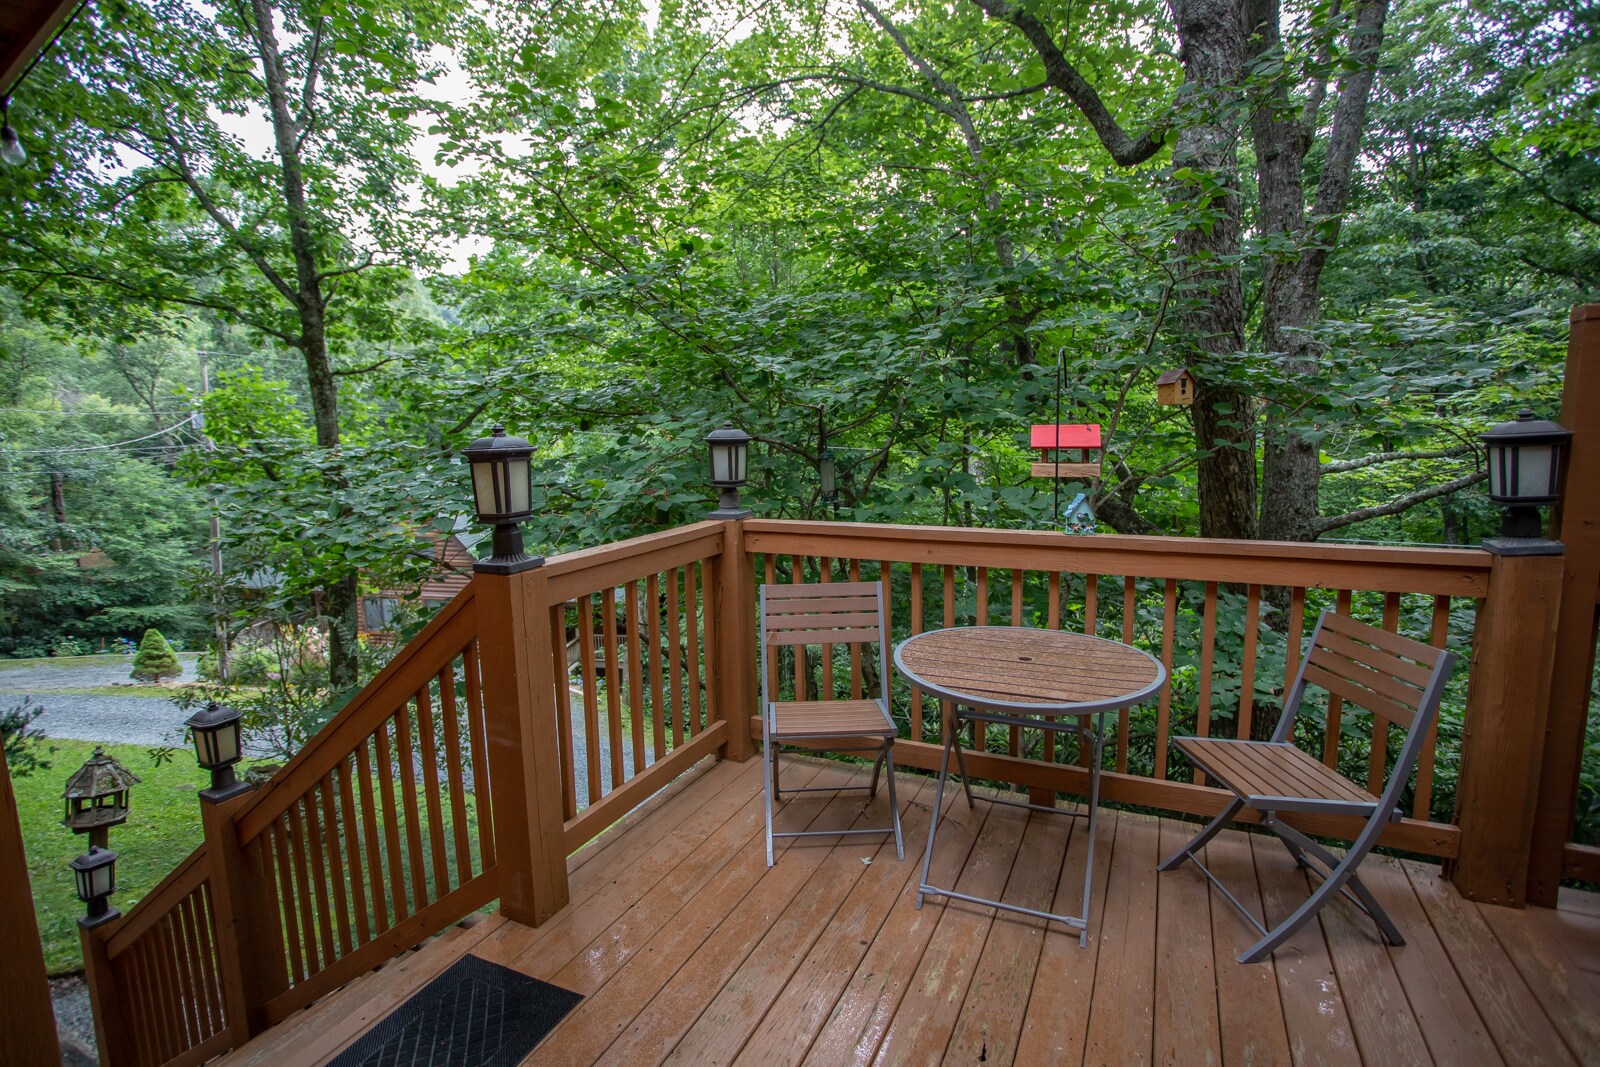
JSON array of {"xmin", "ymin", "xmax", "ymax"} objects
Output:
[{"xmin": 0, "ymin": 654, "xmax": 200, "ymax": 748}]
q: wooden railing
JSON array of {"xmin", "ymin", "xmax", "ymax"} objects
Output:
[{"xmin": 745, "ymin": 523, "xmax": 1488, "ymax": 858}]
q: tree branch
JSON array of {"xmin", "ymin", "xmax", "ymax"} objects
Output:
[
  {"xmin": 1319, "ymin": 443, "xmax": 1474, "ymax": 474},
  {"xmin": 966, "ymin": 0, "xmax": 1168, "ymax": 165},
  {"xmin": 1311, "ymin": 469, "xmax": 1485, "ymax": 534}
]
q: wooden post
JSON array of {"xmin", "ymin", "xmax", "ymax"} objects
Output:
[
  {"xmin": 1450, "ymin": 548, "xmax": 1564, "ymax": 905},
  {"xmin": 0, "ymin": 759, "xmax": 62, "ymax": 1065},
  {"xmin": 1528, "ymin": 303, "xmax": 1600, "ymax": 905},
  {"xmin": 713, "ymin": 520, "xmax": 757, "ymax": 763},
  {"xmin": 475, "ymin": 566, "xmax": 570, "ymax": 925},
  {"xmin": 80, "ymin": 920, "xmax": 136, "ymax": 1065},
  {"xmin": 202, "ymin": 789, "xmax": 284, "ymax": 1043}
]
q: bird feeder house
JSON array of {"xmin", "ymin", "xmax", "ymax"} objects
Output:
[
  {"xmin": 1156, "ymin": 368, "xmax": 1195, "ymax": 406},
  {"xmin": 62, "ymin": 747, "xmax": 141, "ymax": 850},
  {"xmin": 1030, "ymin": 424, "xmax": 1102, "ymax": 479},
  {"xmin": 1062, "ymin": 493, "xmax": 1099, "ymax": 535}
]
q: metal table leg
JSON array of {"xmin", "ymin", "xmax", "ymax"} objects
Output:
[{"xmin": 915, "ymin": 708, "xmax": 1104, "ymax": 943}]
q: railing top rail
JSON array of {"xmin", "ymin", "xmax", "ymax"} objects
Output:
[
  {"xmin": 233, "ymin": 588, "xmax": 478, "ymax": 844},
  {"xmin": 104, "ymin": 842, "xmax": 208, "ymax": 957},
  {"xmin": 541, "ymin": 521, "xmax": 725, "ymax": 601},
  {"xmin": 742, "ymin": 520, "xmax": 1493, "ymax": 596}
]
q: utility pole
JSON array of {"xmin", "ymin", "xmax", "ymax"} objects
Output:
[{"xmin": 199, "ymin": 355, "xmax": 228, "ymax": 682}]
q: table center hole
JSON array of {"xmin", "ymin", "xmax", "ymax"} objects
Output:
[{"xmin": 1017, "ymin": 655, "xmax": 1033, "ymax": 662}]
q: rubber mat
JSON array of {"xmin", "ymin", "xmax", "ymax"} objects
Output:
[{"xmin": 329, "ymin": 953, "xmax": 582, "ymax": 1067}]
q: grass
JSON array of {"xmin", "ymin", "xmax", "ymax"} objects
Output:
[
  {"xmin": 12, "ymin": 738, "xmax": 236, "ymax": 975},
  {"xmin": 0, "ymin": 684, "xmax": 194, "ymax": 698}
]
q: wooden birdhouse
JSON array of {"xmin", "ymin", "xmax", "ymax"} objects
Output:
[
  {"xmin": 1030, "ymin": 424, "xmax": 1102, "ymax": 479},
  {"xmin": 1156, "ymin": 368, "xmax": 1196, "ymax": 406},
  {"xmin": 1062, "ymin": 493, "xmax": 1098, "ymax": 535}
]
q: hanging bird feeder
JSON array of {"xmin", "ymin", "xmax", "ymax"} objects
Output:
[{"xmin": 1030, "ymin": 423, "xmax": 1102, "ymax": 479}]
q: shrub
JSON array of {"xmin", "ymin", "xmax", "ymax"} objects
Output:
[
  {"xmin": 131, "ymin": 628, "xmax": 182, "ymax": 681},
  {"xmin": 49, "ymin": 635, "xmax": 91, "ymax": 658},
  {"xmin": 1, "ymin": 697, "xmax": 51, "ymax": 776}
]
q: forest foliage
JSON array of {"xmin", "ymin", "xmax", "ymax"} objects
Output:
[{"xmin": 0, "ymin": 0, "xmax": 1592, "ymax": 778}]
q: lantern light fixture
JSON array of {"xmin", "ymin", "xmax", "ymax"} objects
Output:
[
  {"xmin": 463, "ymin": 424, "xmax": 542, "ymax": 574},
  {"xmin": 706, "ymin": 423, "xmax": 752, "ymax": 519},
  {"xmin": 1480, "ymin": 408, "xmax": 1573, "ymax": 554},
  {"xmin": 70, "ymin": 845, "xmax": 119, "ymax": 927},
  {"xmin": 186, "ymin": 701, "xmax": 251, "ymax": 801}
]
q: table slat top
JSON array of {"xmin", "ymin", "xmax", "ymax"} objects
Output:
[{"xmin": 894, "ymin": 627, "xmax": 1165, "ymax": 713}]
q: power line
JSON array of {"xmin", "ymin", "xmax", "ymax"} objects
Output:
[{"xmin": 5, "ymin": 418, "xmax": 196, "ymax": 454}]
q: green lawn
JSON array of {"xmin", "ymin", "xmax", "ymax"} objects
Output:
[{"xmin": 13, "ymin": 738, "xmax": 218, "ymax": 975}]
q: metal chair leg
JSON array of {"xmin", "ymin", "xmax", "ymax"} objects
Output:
[
  {"xmin": 1239, "ymin": 842, "xmax": 1387, "ymax": 963},
  {"xmin": 763, "ymin": 734, "xmax": 777, "ymax": 867},
  {"xmin": 883, "ymin": 741, "xmax": 904, "ymax": 859},
  {"xmin": 1157, "ymin": 797, "xmax": 1246, "ymax": 872}
]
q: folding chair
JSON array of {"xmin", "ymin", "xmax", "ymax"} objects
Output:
[
  {"xmin": 760, "ymin": 581, "xmax": 904, "ymax": 867},
  {"xmin": 1158, "ymin": 608, "xmax": 1457, "ymax": 963}
]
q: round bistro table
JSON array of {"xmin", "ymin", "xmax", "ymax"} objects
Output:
[{"xmin": 894, "ymin": 626, "xmax": 1167, "ymax": 945}]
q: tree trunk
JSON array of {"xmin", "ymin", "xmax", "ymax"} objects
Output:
[
  {"xmin": 1168, "ymin": 0, "xmax": 1256, "ymax": 540},
  {"xmin": 1252, "ymin": 0, "xmax": 1389, "ymax": 542},
  {"xmin": 250, "ymin": 0, "xmax": 360, "ymax": 690}
]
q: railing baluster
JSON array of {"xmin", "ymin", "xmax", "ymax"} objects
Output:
[
  {"xmin": 603, "ymin": 586, "xmax": 626, "ymax": 785},
  {"xmin": 1370, "ymin": 592, "xmax": 1404, "ymax": 793},
  {"xmin": 549, "ymin": 603, "xmax": 576, "ymax": 820},
  {"xmin": 1323, "ymin": 589, "xmax": 1353, "ymax": 767},
  {"xmin": 1195, "ymin": 581, "xmax": 1218, "ymax": 784},
  {"xmin": 317, "ymin": 773, "xmax": 354, "ymax": 956},
  {"xmin": 577, "ymin": 593, "xmax": 603, "ymax": 802},
  {"xmin": 1009, "ymin": 569, "xmax": 1023, "ymax": 756},
  {"xmin": 190, "ymin": 881, "xmax": 223, "ymax": 1036},
  {"xmin": 462, "ymin": 641, "xmax": 495, "ymax": 870},
  {"xmin": 1238, "ymin": 585, "xmax": 1260, "ymax": 740},
  {"xmin": 1119, "ymin": 576, "xmax": 1136, "ymax": 773},
  {"xmin": 286, "ymin": 802, "xmax": 324, "ymax": 971},
  {"xmin": 1414, "ymin": 595, "xmax": 1451, "ymax": 819},
  {"xmin": 353, "ymin": 738, "xmax": 390, "ymax": 935},
  {"xmin": 626, "ymin": 580, "xmax": 647, "ymax": 774},
  {"xmin": 667, "ymin": 568, "xmax": 687, "ymax": 743},
  {"xmin": 699, "ymin": 559, "xmax": 718, "ymax": 731},
  {"xmin": 943, "ymin": 564, "xmax": 957, "ymax": 746},
  {"xmin": 415, "ymin": 685, "xmax": 451, "ymax": 898},
  {"xmin": 438, "ymin": 664, "xmax": 473, "ymax": 885},
  {"xmin": 649, "ymin": 571, "xmax": 668, "ymax": 761},
  {"xmin": 393, "ymin": 703, "xmax": 430, "ymax": 911},
  {"xmin": 909, "ymin": 563, "xmax": 924, "ymax": 742},
  {"xmin": 269, "ymin": 819, "xmax": 305, "ymax": 983},
  {"xmin": 1045, "ymin": 571, "xmax": 1060, "ymax": 767},
  {"xmin": 1155, "ymin": 578, "xmax": 1178, "ymax": 780},
  {"xmin": 372, "ymin": 720, "xmax": 409, "ymax": 922},
  {"xmin": 819, "ymin": 557, "xmax": 834, "ymax": 700},
  {"xmin": 337, "ymin": 756, "xmax": 372, "ymax": 944},
  {"xmin": 1084, "ymin": 573, "xmax": 1098, "ymax": 635},
  {"xmin": 850, "ymin": 559, "xmax": 864, "ymax": 699},
  {"xmin": 686, "ymin": 564, "xmax": 704, "ymax": 735},
  {"xmin": 297, "ymin": 794, "xmax": 337, "ymax": 968}
]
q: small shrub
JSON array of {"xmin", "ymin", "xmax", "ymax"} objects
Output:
[
  {"xmin": 49, "ymin": 635, "xmax": 91, "ymax": 657},
  {"xmin": 131, "ymin": 628, "xmax": 183, "ymax": 682},
  {"xmin": 1, "ymin": 697, "xmax": 51, "ymax": 776}
]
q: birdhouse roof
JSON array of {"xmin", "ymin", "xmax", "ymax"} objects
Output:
[
  {"xmin": 1155, "ymin": 368, "xmax": 1193, "ymax": 386},
  {"xmin": 62, "ymin": 747, "xmax": 142, "ymax": 799},
  {"xmin": 1030, "ymin": 424, "xmax": 1102, "ymax": 450},
  {"xmin": 1064, "ymin": 493, "xmax": 1095, "ymax": 516}
]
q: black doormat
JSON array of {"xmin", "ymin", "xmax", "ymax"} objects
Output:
[{"xmin": 329, "ymin": 954, "xmax": 582, "ymax": 1067}]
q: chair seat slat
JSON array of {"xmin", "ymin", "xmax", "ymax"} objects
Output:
[
  {"xmin": 767, "ymin": 627, "xmax": 880, "ymax": 647},
  {"xmin": 765, "ymin": 611, "xmax": 882, "ymax": 630}
]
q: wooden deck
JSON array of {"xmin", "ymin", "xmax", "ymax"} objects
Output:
[{"xmin": 221, "ymin": 755, "xmax": 1600, "ymax": 1067}]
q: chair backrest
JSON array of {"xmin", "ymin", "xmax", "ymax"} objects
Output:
[
  {"xmin": 1277, "ymin": 609, "xmax": 1457, "ymax": 803},
  {"xmin": 758, "ymin": 581, "xmax": 888, "ymax": 713}
]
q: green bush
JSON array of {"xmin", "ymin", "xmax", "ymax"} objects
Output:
[
  {"xmin": 48, "ymin": 635, "xmax": 91, "ymax": 658},
  {"xmin": 130, "ymin": 628, "xmax": 182, "ymax": 682}
]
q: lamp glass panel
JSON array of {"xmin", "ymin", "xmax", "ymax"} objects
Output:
[
  {"xmin": 1487, "ymin": 445, "xmax": 1509, "ymax": 497},
  {"xmin": 214, "ymin": 721, "xmax": 241, "ymax": 764},
  {"xmin": 710, "ymin": 444, "xmax": 733, "ymax": 484},
  {"xmin": 192, "ymin": 729, "xmax": 217, "ymax": 768},
  {"xmin": 91, "ymin": 861, "xmax": 114, "ymax": 898},
  {"xmin": 73, "ymin": 866, "xmax": 90, "ymax": 901},
  {"xmin": 1516, "ymin": 445, "xmax": 1553, "ymax": 498},
  {"xmin": 505, "ymin": 456, "xmax": 531, "ymax": 513},
  {"xmin": 471, "ymin": 461, "xmax": 498, "ymax": 519}
]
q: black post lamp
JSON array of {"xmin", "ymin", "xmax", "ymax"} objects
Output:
[
  {"xmin": 706, "ymin": 423, "xmax": 752, "ymax": 519},
  {"xmin": 186, "ymin": 701, "xmax": 251, "ymax": 801},
  {"xmin": 464, "ymin": 425, "xmax": 542, "ymax": 574},
  {"xmin": 1481, "ymin": 408, "xmax": 1573, "ymax": 555},
  {"xmin": 71, "ymin": 845, "xmax": 119, "ymax": 928}
]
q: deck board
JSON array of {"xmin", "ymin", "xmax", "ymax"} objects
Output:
[{"xmin": 218, "ymin": 754, "xmax": 1600, "ymax": 1067}]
